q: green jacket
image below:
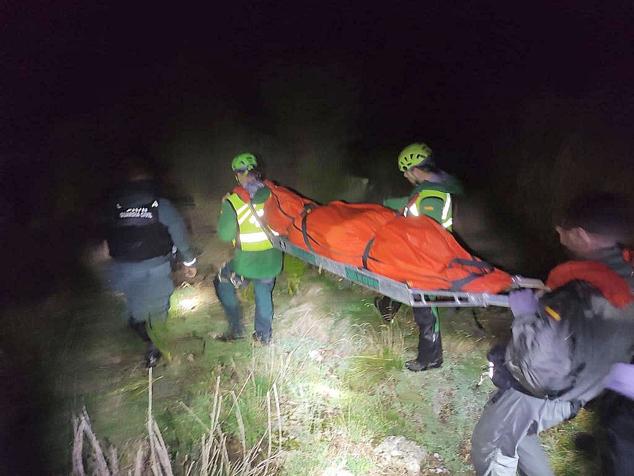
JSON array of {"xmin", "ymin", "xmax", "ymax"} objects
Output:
[
  {"xmin": 217, "ymin": 185, "xmax": 283, "ymax": 279},
  {"xmin": 383, "ymin": 173, "xmax": 463, "ymax": 229}
]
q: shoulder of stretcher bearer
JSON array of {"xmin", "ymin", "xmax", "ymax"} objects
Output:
[{"xmin": 383, "ymin": 144, "xmax": 462, "ymax": 226}]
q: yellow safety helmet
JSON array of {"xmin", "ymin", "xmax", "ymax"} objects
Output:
[{"xmin": 397, "ymin": 143, "xmax": 432, "ymax": 172}]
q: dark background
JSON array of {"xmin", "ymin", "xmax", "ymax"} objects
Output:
[
  {"xmin": 0, "ymin": 3, "xmax": 633, "ymax": 473},
  {"xmin": 2, "ymin": 1, "xmax": 633, "ymax": 300}
]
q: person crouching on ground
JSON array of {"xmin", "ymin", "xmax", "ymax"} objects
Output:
[
  {"xmin": 471, "ymin": 192, "xmax": 634, "ymax": 475},
  {"xmin": 213, "ymin": 153, "xmax": 283, "ymax": 345}
]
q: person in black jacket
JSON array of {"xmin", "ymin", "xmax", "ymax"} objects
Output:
[
  {"xmin": 471, "ymin": 192, "xmax": 634, "ymax": 475},
  {"xmin": 105, "ymin": 161, "xmax": 197, "ymax": 367}
]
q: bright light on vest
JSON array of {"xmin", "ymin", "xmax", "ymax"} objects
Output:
[{"xmin": 226, "ymin": 193, "xmax": 274, "ymax": 251}]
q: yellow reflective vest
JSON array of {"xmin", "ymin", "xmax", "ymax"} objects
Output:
[
  {"xmin": 225, "ymin": 193, "xmax": 274, "ymax": 251},
  {"xmin": 403, "ymin": 189, "xmax": 454, "ymax": 231}
]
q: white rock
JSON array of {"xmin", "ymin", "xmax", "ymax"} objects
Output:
[
  {"xmin": 374, "ymin": 436, "xmax": 427, "ymax": 476},
  {"xmin": 309, "ymin": 349, "xmax": 324, "ymax": 362}
]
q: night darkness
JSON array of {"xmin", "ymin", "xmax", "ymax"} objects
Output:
[
  {"xmin": 1, "ymin": 1, "xmax": 634, "ymax": 471},
  {"xmin": 3, "ymin": 2, "xmax": 634, "ymax": 278}
]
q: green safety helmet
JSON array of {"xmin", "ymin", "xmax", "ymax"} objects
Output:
[
  {"xmin": 231, "ymin": 152, "xmax": 258, "ymax": 172},
  {"xmin": 397, "ymin": 143, "xmax": 432, "ymax": 172}
]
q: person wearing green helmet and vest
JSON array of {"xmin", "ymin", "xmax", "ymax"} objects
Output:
[
  {"xmin": 376, "ymin": 142, "xmax": 463, "ymax": 372},
  {"xmin": 213, "ymin": 153, "xmax": 283, "ymax": 344}
]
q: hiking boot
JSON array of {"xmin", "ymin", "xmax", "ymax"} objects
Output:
[
  {"xmin": 145, "ymin": 348, "xmax": 162, "ymax": 368},
  {"xmin": 405, "ymin": 359, "xmax": 443, "ymax": 372},
  {"xmin": 216, "ymin": 332, "xmax": 245, "ymax": 342},
  {"xmin": 374, "ymin": 296, "xmax": 401, "ymax": 322},
  {"xmin": 252, "ymin": 332, "xmax": 271, "ymax": 346}
]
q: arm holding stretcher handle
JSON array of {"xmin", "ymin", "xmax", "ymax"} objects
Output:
[{"xmin": 484, "ymin": 276, "xmax": 548, "ymax": 308}]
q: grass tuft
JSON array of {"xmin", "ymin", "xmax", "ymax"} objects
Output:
[{"xmin": 342, "ymin": 323, "xmax": 405, "ymax": 389}]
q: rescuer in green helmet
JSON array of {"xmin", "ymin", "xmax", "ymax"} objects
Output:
[
  {"xmin": 231, "ymin": 152, "xmax": 258, "ymax": 173},
  {"xmin": 213, "ymin": 153, "xmax": 282, "ymax": 344},
  {"xmin": 377, "ymin": 142, "xmax": 463, "ymax": 372}
]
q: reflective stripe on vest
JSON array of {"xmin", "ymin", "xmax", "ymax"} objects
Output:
[
  {"xmin": 404, "ymin": 190, "xmax": 453, "ymax": 230},
  {"xmin": 226, "ymin": 193, "xmax": 274, "ymax": 251}
]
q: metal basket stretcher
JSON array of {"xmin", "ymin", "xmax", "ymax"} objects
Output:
[{"xmin": 271, "ymin": 236, "xmax": 543, "ymax": 308}]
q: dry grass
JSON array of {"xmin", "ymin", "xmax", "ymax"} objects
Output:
[
  {"xmin": 443, "ymin": 333, "xmax": 481, "ymax": 355},
  {"xmin": 72, "ymin": 369, "xmax": 283, "ymax": 476},
  {"xmin": 339, "ymin": 323, "xmax": 406, "ymax": 390},
  {"xmin": 72, "ymin": 408, "xmax": 114, "ymax": 476},
  {"xmin": 344, "ymin": 322, "xmax": 406, "ymax": 359}
]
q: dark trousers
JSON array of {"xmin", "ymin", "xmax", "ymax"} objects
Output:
[
  {"xmin": 107, "ymin": 259, "xmax": 173, "ymax": 324},
  {"xmin": 413, "ymin": 306, "xmax": 443, "ymax": 365},
  {"xmin": 128, "ymin": 318, "xmax": 155, "ymax": 348},
  {"xmin": 375, "ymin": 296, "xmax": 443, "ymax": 365},
  {"xmin": 213, "ymin": 263, "xmax": 276, "ymax": 342},
  {"xmin": 600, "ymin": 391, "xmax": 634, "ymax": 476}
]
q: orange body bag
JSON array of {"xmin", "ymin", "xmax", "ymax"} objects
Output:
[{"xmin": 264, "ymin": 183, "xmax": 512, "ymax": 293}]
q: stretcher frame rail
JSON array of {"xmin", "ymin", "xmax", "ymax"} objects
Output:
[{"xmin": 272, "ymin": 237, "xmax": 544, "ymax": 308}]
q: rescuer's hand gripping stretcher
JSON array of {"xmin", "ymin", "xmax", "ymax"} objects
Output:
[{"xmin": 259, "ymin": 181, "xmax": 543, "ymax": 307}]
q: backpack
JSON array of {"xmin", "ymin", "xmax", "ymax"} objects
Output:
[
  {"xmin": 505, "ymin": 282, "xmax": 595, "ymax": 398},
  {"xmin": 506, "ymin": 266, "xmax": 633, "ymax": 400}
]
